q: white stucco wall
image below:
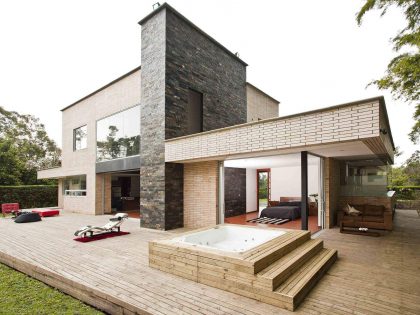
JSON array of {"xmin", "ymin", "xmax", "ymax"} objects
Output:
[
  {"xmin": 270, "ymin": 164, "xmax": 320, "ymax": 200},
  {"xmin": 245, "ymin": 163, "xmax": 320, "ymax": 212}
]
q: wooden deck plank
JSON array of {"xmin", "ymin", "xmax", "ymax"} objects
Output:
[{"xmin": 0, "ymin": 210, "xmax": 419, "ymax": 314}]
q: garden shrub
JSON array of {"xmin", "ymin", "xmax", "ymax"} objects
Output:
[
  {"xmin": 388, "ymin": 186, "xmax": 420, "ymax": 200},
  {"xmin": 0, "ymin": 185, "xmax": 58, "ymax": 209}
]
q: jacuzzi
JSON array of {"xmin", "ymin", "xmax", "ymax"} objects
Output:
[{"xmin": 173, "ymin": 225, "xmax": 286, "ymax": 253}]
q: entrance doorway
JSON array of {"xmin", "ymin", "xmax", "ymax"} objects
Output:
[
  {"xmin": 257, "ymin": 169, "xmax": 270, "ymax": 211},
  {"xmin": 111, "ymin": 173, "xmax": 140, "ymax": 216}
]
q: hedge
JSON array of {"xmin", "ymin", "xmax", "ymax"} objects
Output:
[
  {"xmin": 388, "ymin": 186, "xmax": 420, "ymax": 200},
  {"xmin": 0, "ymin": 185, "xmax": 58, "ymax": 209}
]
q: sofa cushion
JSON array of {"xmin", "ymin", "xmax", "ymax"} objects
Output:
[
  {"xmin": 362, "ymin": 215, "xmax": 384, "ymax": 223},
  {"xmin": 349, "ymin": 204, "xmax": 365, "ymax": 212},
  {"xmin": 342, "ymin": 214, "xmax": 363, "ymax": 223},
  {"xmin": 348, "ymin": 205, "xmax": 362, "ymax": 216},
  {"xmin": 364, "ymin": 205, "xmax": 385, "ymax": 216}
]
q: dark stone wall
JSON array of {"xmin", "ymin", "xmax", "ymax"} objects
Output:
[
  {"xmin": 164, "ymin": 162, "xmax": 184, "ymax": 229},
  {"xmin": 224, "ymin": 167, "xmax": 246, "ymax": 218},
  {"xmin": 165, "ymin": 9, "xmax": 247, "ymax": 139},
  {"xmin": 140, "ymin": 9, "xmax": 166, "ymax": 229},
  {"xmin": 140, "ymin": 6, "xmax": 247, "ymax": 230}
]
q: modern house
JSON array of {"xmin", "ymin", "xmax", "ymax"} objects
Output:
[{"xmin": 38, "ymin": 3, "xmax": 395, "ymax": 232}]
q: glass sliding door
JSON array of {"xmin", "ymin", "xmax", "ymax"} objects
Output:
[{"xmin": 257, "ymin": 169, "xmax": 270, "ymax": 211}]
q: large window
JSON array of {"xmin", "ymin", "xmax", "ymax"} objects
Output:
[
  {"xmin": 73, "ymin": 125, "xmax": 87, "ymax": 150},
  {"xmin": 340, "ymin": 160, "xmax": 389, "ymax": 197},
  {"xmin": 96, "ymin": 106, "xmax": 140, "ymax": 162},
  {"xmin": 63, "ymin": 175, "xmax": 87, "ymax": 196}
]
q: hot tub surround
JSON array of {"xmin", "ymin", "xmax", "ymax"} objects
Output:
[{"xmin": 149, "ymin": 224, "xmax": 337, "ymax": 311}]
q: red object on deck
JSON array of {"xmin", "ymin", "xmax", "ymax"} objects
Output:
[
  {"xmin": 1, "ymin": 203, "xmax": 20, "ymax": 215},
  {"xmin": 31, "ymin": 209, "xmax": 60, "ymax": 217},
  {"xmin": 74, "ymin": 231, "xmax": 130, "ymax": 243}
]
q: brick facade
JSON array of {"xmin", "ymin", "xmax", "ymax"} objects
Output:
[
  {"xmin": 165, "ymin": 9, "xmax": 247, "ymax": 139},
  {"xmin": 95, "ymin": 174, "xmax": 112, "ymax": 215},
  {"xmin": 139, "ymin": 5, "xmax": 247, "ymax": 229},
  {"xmin": 246, "ymin": 83, "xmax": 279, "ymax": 122},
  {"xmin": 165, "ymin": 101, "xmax": 383, "ymax": 162},
  {"xmin": 324, "ymin": 158, "xmax": 340, "ymax": 228},
  {"xmin": 184, "ymin": 161, "xmax": 219, "ymax": 228}
]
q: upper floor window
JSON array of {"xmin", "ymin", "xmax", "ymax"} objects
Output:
[
  {"xmin": 96, "ymin": 105, "xmax": 140, "ymax": 162},
  {"xmin": 73, "ymin": 125, "xmax": 87, "ymax": 150},
  {"xmin": 187, "ymin": 89, "xmax": 203, "ymax": 135}
]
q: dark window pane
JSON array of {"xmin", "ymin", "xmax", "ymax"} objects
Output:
[{"xmin": 187, "ymin": 89, "xmax": 203, "ymax": 135}]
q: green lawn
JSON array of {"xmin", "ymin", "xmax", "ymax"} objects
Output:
[
  {"xmin": 0, "ymin": 263, "xmax": 103, "ymax": 315},
  {"xmin": 259, "ymin": 198, "xmax": 268, "ymax": 205}
]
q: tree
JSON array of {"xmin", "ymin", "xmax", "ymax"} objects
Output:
[
  {"xmin": 390, "ymin": 150, "xmax": 420, "ymax": 186},
  {"xmin": 357, "ymin": 0, "xmax": 420, "ymax": 143},
  {"xmin": 404, "ymin": 150, "xmax": 420, "ymax": 185},
  {"xmin": 0, "ymin": 106, "xmax": 61, "ymax": 185},
  {"xmin": 0, "ymin": 139, "xmax": 25, "ymax": 185}
]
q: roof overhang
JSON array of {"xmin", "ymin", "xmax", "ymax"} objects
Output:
[{"xmin": 165, "ymin": 97, "xmax": 395, "ymax": 164}]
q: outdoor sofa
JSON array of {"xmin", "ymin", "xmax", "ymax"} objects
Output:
[{"xmin": 337, "ymin": 204, "xmax": 393, "ymax": 231}]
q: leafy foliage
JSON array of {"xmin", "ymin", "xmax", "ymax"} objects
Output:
[
  {"xmin": 357, "ymin": 0, "xmax": 420, "ymax": 143},
  {"xmin": 0, "ymin": 185, "xmax": 58, "ymax": 208},
  {"xmin": 389, "ymin": 150, "xmax": 420, "ymax": 189},
  {"xmin": 0, "ymin": 106, "xmax": 61, "ymax": 185}
]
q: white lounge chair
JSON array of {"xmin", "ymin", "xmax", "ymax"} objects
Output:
[{"xmin": 74, "ymin": 213, "xmax": 129, "ymax": 237}]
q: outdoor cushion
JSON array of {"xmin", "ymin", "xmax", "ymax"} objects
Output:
[
  {"xmin": 1, "ymin": 203, "xmax": 20, "ymax": 214},
  {"xmin": 14, "ymin": 212, "xmax": 41, "ymax": 223},
  {"xmin": 32, "ymin": 209, "xmax": 60, "ymax": 217},
  {"xmin": 362, "ymin": 215, "xmax": 384, "ymax": 223},
  {"xmin": 364, "ymin": 205, "xmax": 384, "ymax": 216}
]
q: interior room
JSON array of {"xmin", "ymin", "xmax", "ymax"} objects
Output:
[
  {"xmin": 111, "ymin": 172, "xmax": 140, "ymax": 218},
  {"xmin": 223, "ymin": 153, "xmax": 323, "ymax": 233}
]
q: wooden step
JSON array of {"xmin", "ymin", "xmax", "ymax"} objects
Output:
[
  {"xmin": 274, "ymin": 248, "xmax": 338, "ymax": 311},
  {"xmin": 242, "ymin": 230, "xmax": 311, "ymax": 273},
  {"xmin": 256, "ymin": 239, "xmax": 324, "ymax": 290}
]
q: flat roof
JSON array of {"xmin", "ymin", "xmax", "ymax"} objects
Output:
[
  {"xmin": 61, "ymin": 66, "xmax": 141, "ymax": 111},
  {"xmin": 165, "ymin": 96, "xmax": 395, "ymax": 150},
  {"xmin": 246, "ymin": 82, "xmax": 280, "ymax": 104},
  {"xmin": 138, "ymin": 3, "xmax": 248, "ymax": 67}
]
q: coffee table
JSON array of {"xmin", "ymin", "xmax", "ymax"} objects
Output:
[{"xmin": 340, "ymin": 222, "xmax": 380, "ymax": 237}]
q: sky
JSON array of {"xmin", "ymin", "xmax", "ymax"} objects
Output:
[{"xmin": 0, "ymin": 0, "xmax": 417, "ymax": 165}]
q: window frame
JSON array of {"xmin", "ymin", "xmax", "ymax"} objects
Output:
[{"xmin": 73, "ymin": 125, "xmax": 88, "ymax": 151}]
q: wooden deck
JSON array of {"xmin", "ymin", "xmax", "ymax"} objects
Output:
[{"xmin": 0, "ymin": 210, "xmax": 419, "ymax": 314}]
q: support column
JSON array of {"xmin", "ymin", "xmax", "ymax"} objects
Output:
[
  {"xmin": 301, "ymin": 151, "xmax": 309, "ymax": 230},
  {"xmin": 218, "ymin": 161, "xmax": 225, "ymax": 224}
]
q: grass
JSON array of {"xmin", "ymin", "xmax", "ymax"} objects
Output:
[
  {"xmin": 259, "ymin": 198, "xmax": 268, "ymax": 205},
  {"xmin": 0, "ymin": 263, "xmax": 103, "ymax": 315}
]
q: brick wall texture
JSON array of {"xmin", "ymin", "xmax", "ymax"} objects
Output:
[
  {"xmin": 324, "ymin": 158, "xmax": 340, "ymax": 228},
  {"xmin": 140, "ymin": 6, "xmax": 247, "ymax": 229},
  {"xmin": 184, "ymin": 161, "xmax": 219, "ymax": 228},
  {"xmin": 166, "ymin": 101, "xmax": 382, "ymax": 162},
  {"xmin": 224, "ymin": 167, "xmax": 246, "ymax": 218},
  {"xmin": 246, "ymin": 84, "xmax": 279, "ymax": 122},
  {"xmin": 165, "ymin": 9, "xmax": 247, "ymax": 139}
]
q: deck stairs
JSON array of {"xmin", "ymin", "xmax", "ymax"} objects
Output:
[{"xmin": 150, "ymin": 230, "xmax": 337, "ymax": 311}]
